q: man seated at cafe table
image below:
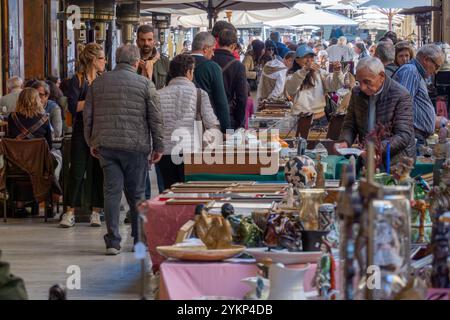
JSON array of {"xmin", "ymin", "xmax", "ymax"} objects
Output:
[{"xmin": 334, "ymin": 57, "xmax": 416, "ymax": 167}]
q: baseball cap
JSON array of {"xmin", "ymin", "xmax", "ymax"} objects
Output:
[{"xmin": 295, "ymin": 45, "xmax": 316, "ymax": 58}]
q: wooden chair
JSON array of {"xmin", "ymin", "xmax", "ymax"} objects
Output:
[{"xmin": 1, "ymin": 139, "xmax": 55, "ymax": 223}]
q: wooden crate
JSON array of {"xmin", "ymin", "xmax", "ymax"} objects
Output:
[{"xmin": 184, "ymin": 149, "xmax": 280, "ymax": 176}]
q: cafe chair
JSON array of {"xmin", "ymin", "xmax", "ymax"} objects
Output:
[{"xmin": 1, "ymin": 138, "xmax": 56, "ymax": 223}]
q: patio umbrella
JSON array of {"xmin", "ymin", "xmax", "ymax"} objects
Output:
[
  {"xmin": 176, "ymin": 7, "xmax": 304, "ymax": 28},
  {"xmin": 359, "ymin": 0, "xmax": 433, "ymax": 31},
  {"xmin": 140, "ymin": 0, "xmax": 303, "ymax": 29},
  {"xmin": 267, "ymin": 8, "xmax": 358, "ymax": 27}
]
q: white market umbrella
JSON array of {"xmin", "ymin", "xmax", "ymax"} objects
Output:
[
  {"xmin": 360, "ymin": 0, "xmax": 432, "ymax": 9},
  {"xmin": 359, "ymin": 0, "xmax": 432, "ymax": 31},
  {"xmin": 141, "ymin": 0, "xmax": 301, "ymax": 29},
  {"xmin": 267, "ymin": 9, "xmax": 358, "ymax": 27},
  {"xmin": 176, "ymin": 8, "xmax": 304, "ymax": 28}
]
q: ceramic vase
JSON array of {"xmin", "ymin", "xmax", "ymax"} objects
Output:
[
  {"xmin": 298, "ymin": 189, "xmax": 325, "ymax": 230},
  {"xmin": 268, "ymin": 263, "xmax": 311, "ymax": 300}
]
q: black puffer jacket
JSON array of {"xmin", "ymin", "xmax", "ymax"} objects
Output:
[{"xmin": 339, "ymin": 76, "xmax": 416, "ymax": 164}]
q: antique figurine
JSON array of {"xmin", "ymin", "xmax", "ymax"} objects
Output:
[
  {"xmin": 391, "ymin": 157, "xmax": 415, "ymax": 185},
  {"xmin": 312, "ymin": 238, "xmax": 336, "ymax": 299},
  {"xmin": 438, "ymin": 123, "xmax": 448, "ymax": 144},
  {"xmin": 194, "ymin": 203, "xmax": 234, "ymax": 250},
  {"xmin": 315, "ymin": 154, "xmax": 326, "ymax": 189},
  {"xmin": 263, "ymin": 212, "xmax": 303, "ymax": 251},
  {"xmin": 280, "ymin": 185, "xmax": 296, "ymax": 208},
  {"xmin": 411, "ymin": 200, "xmax": 430, "ymax": 243},
  {"xmin": 194, "ymin": 204, "xmax": 212, "ymax": 241}
]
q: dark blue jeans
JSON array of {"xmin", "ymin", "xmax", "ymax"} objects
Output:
[{"xmin": 98, "ymin": 148, "xmax": 148, "ymax": 250}]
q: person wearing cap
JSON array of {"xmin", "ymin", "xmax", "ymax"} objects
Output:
[
  {"xmin": 285, "ymin": 45, "xmax": 344, "ymax": 124},
  {"xmin": 256, "ymin": 51, "xmax": 296, "ymax": 103}
]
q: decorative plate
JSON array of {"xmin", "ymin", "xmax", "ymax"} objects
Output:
[
  {"xmin": 245, "ymin": 247, "xmax": 321, "ymax": 265},
  {"xmin": 157, "ymin": 245, "xmax": 246, "ymax": 262},
  {"xmin": 336, "ymin": 148, "xmax": 363, "ymax": 157}
]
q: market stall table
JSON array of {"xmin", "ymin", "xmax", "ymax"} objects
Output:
[
  {"xmin": 144, "ymin": 197, "xmax": 197, "ymax": 273},
  {"xmin": 158, "ymin": 261, "xmax": 323, "ymax": 300}
]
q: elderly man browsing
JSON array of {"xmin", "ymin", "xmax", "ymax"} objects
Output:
[
  {"xmin": 394, "ymin": 44, "xmax": 446, "ymax": 148},
  {"xmin": 334, "ymin": 57, "xmax": 416, "ymax": 167},
  {"xmin": 84, "ymin": 45, "xmax": 164, "ymax": 255}
]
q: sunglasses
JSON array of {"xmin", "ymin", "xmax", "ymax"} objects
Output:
[{"xmin": 39, "ymin": 93, "xmax": 48, "ymax": 97}]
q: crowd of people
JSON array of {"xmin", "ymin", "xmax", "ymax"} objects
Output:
[{"xmin": 0, "ymin": 21, "xmax": 447, "ymax": 255}]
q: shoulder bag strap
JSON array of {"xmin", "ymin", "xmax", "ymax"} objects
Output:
[
  {"xmin": 222, "ymin": 59, "xmax": 238, "ymax": 74},
  {"xmin": 196, "ymin": 88, "xmax": 202, "ymax": 122},
  {"xmin": 12, "ymin": 113, "xmax": 48, "ymax": 140}
]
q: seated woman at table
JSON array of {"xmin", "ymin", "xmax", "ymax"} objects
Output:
[
  {"xmin": 157, "ymin": 54, "xmax": 220, "ymax": 189},
  {"xmin": 7, "ymin": 87, "xmax": 52, "ymax": 148},
  {"xmin": 6, "ymin": 88, "xmax": 54, "ymax": 216},
  {"xmin": 285, "ymin": 45, "xmax": 344, "ymax": 127}
]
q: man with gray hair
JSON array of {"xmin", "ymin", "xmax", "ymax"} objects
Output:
[
  {"xmin": 84, "ymin": 44, "xmax": 164, "ymax": 255},
  {"xmin": 326, "ymin": 36, "xmax": 354, "ymax": 62},
  {"xmin": 191, "ymin": 31, "xmax": 230, "ymax": 132},
  {"xmin": 0, "ymin": 76, "xmax": 23, "ymax": 113},
  {"xmin": 335, "ymin": 56, "xmax": 415, "ymax": 167},
  {"xmin": 394, "ymin": 44, "xmax": 446, "ymax": 148},
  {"xmin": 375, "ymin": 40, "xmax": 398, "ymax": 77}
]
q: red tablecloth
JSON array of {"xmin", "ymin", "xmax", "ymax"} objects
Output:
[
  {"xmin": 159, "ymin": 261, "xmax": 322, "ymax": 300},
  {"xmin": 143, "ymin": 197, "xmax": 196, "ymax": 273}
]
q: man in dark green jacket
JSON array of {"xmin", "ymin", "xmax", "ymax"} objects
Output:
[
  {"xmin": 136, "ymin": 24, "xmax": 169, "ymax": 90},
  {"xmin": 191, "ymin": 32, "xmax": 230, "ymax": 133}
]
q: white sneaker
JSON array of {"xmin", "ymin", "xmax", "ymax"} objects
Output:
[
  {"xmin": 106, "ymin": 248, "xmax": 120, "ymax": 255},
  {"xmin": 90, "ymin": 212, "xmax": 102, "ymax": 227},
  {"xmin": 60, "ymin": 212, "xmax": 75, "ymax": 228}
]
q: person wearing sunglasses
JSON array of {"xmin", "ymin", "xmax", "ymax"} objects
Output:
[{"xmin": 393, "ymin": 44, "xmax": 445, "ymax": 151}]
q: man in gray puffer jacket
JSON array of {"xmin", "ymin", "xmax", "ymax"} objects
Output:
[{"xmin": 84, "ymin": 44, "xmax": 164, "ymax": 255}]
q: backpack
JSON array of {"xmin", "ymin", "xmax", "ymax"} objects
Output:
[{"xmin": 0, "ymin": 259, "xmax": 28, "ymax": 300}]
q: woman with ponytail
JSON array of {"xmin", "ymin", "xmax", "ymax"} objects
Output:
[{"xmin": 60, "ymin": 43, "xmax": 106, "ymax": 228}]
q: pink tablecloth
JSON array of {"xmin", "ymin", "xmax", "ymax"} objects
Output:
[
  {"xmin": 159, "ymin": 261, "xmax": 323, "ymax": 300},
  {"xmin": 143, "ymin": 197, "xmax": 197, "ymax": 273}
]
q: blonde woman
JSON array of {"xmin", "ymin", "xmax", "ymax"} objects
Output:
[
  {"xmin": 60, "ymin": 43, "xmax": 106, "ymax": 228},
  {"xmin": 7, "ymin": 88, "xmax": 53, "ymax": 217},
  {"xmin": 7, "ymin": 88, "xmax": 52, "ymax": 147}
]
